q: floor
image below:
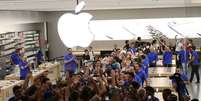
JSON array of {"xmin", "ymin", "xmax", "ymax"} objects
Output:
[{"xmin": 186, "ymin": 67, "xmax": 201, "ymax": 100}]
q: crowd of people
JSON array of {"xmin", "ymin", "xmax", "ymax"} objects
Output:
[{"xmin": 9, "ymin": 37, "xmax": 200, "ymax": 101}]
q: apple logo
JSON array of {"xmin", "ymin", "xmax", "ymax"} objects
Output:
[{"xmin": 57, "ymin": 1, "xmax": 94, "ymax": 48}]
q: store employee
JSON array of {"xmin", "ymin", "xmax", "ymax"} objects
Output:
[
  {"xmin": 11, "ymin": 48, "xmax": 22, "ymax": 65},
  {"xmin": 64, "ymin": 48, "xmax": 78, "ymax": 74},
  {"xmin": 19, "ymin": 56, "xmax": 30, "ymax": 80}
]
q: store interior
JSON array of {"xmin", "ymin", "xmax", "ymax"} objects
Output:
[{"xmin": 0, "ymin": 0, "xmax": 201, "ymax": 101}]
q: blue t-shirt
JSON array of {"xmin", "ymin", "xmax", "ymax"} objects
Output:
[
  {"xmin": 19, "ymin": 61, "xmax": 30, "ymax": 78},
  {"xmin": 128, "ymin": 48, "xmax": 137, "ymax": 54},
  {"xmin": 163, "ymin": 51, "xmax": 173, "ymax": 65},
  {"xmin": 148, "ymin": 52, "xmax": 158, "ymax": 64},
  {"xmin": 11, "ymin": 52, "xmax": 22, "ymax": 65},
  {"xmin": 135, "ymin": 69, "xmax": 147, "ymax": 85},
  {"xmin": 63, "ymin": 53, "xmax": 77, "ymax": 73},
  {"xmin": 134, "ymin": 74, "xmax": 143, "ymax": 86},
  {"xmin": 36, "ymin": 51, "xmax": 44, "ymax": 61},
  {"xmin": 142, "ymin": 57, "xmax": 149, "ymax": 77},
  {"xmin": 179, "ymin": 50, "xmax": 189, "ymax": 63},
  {"xmin": 192, "ymin": 50, "xmax": 199, "ymax": 65}
]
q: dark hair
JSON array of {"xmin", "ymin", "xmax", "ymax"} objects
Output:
[
  {"xmin": 13, "ymin": 85, "xmax": 21, "ymax": 93},
  {"xmin": 41, "ymin": 77, "xmax": 50, "ymax": 84},
  {"xmin": 137, "ymin": 37, "xmax": 141, "ymax": 41},
  {"xmin": 69, "ymin": 90, "xmax": 80, "ymax": 101},
  {"xmin": 125, "ymin": 40, "xmax": 129, "ymax": 44},
  {"xmin": 84, "ymin": 49, "xmax": 89, "ymax": 52},
  {"xmin": 80, "ymin": 86, "xmax": 95, "ymax": 101},
  {"xmin": 67, "ymin": 48, "xmax": 72, "ymax": 51},
  {"xmin": 191, "ymin": 99, "xmax": 199, "ymax": 101},
  {"xmin": 162, "ymin": 89, "xmax": 172, "ymax": 101},
  {"xmin": 167, "ymin": 94, "xmax": 177, "ymax": 101},
  {"xmin": 141, "ymin": 55, "xmax": 146, "ymax": 60},
  {"xmin": 144, "ymin": 86, "xmax": 155, "ymax": 96},
  {"xmin": 192, "ymin": 46, "xmax": 196, "ymax": 50}
]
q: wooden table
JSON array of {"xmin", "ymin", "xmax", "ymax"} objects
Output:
[
  {"xmin": 149, "ymin": 67, "xmax": 176, "ymax": 77},
  {"xmin": 0, "ymin": 80, "xmax": 24, "ymax": 101},
  {"xmin": 4, "ymin": 69, "xmax": 47, "ymax": 80},
  {"xmin": 155, "ymin": 92, "xmax": 178, "ymax": 101},
  {"xmin": 39, "ymin": 62, "xmax": 61, "ymax": 82},
  {"xmin": 147, "ymin": 78, "xmax": 173, "ymax": 91},
  {"xmin": 5, "ymin": 62, "xmax": 61, "ymax": 82},
  {"xmin": 156, "ymin": 60, "xmax": 176, "ymax": 67}
]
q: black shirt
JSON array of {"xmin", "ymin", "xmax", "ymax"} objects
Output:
[{"xmin": 82, "ymin": 54, "xmax": 90, "ymax": 61}]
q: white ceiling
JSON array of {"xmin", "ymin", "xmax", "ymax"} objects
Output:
[
  {"xmin": 0, "ymin": 0, "xmax": 201, "ymax": 11},
  {"xmin": 90, "ymin": 18, "xmax": 201, "ymax": 40}
]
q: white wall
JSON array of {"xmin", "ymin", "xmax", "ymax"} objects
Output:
[{"xmin": 46, "ymin": 7, "xmax": 201, "ymax": 59}]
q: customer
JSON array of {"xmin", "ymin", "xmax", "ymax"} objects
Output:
[
  {"xmin": 88, "ymin": 46, "xmax": 95, "ymax": 61},
  {"xmin": 190, "ymin": 46, "xmax": 200, "ymax": 83},
  {"xmin": 167, "ymin": 94, "xmax": 177, "ymax": 101},
  {"xmin": 144, "ymin": 86, "xmax": 159, "ymax": 101},
  {"xmin": 82, "ymin": 49, "xmax": 90, "ymax": 66},
  {"xmin": 123, "ymin": 40, "xmax": 130, "ymax": 51},
  {"xmin": 9, "ymin": 85, "xmax": 28, "ymax": 101},
  {"xmin": 162, "ymin": 89, "xmax": 172, "ymax": 101},
  {"xmin": 64, "ymin": 48, "xmax": 78, "ymax": 74}
]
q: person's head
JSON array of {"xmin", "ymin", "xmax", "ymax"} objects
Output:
[
  {"xmin": 150, "ymin": 47, "xmax": 155, "ymax": 52},
  {"xmin": 84, "ymin": 49, "xmax": 89, "ymax": 55},
  {"xmin": 176, "ymin": 68, "xmax": 181, "ymax": 73},
  {"xmin": 88, "ymin": 46, "xmax": 93, "ymax": 51},
  {"xmin": 95, "ymin": 60, "xmax": 102, "ymax": 67},
  {"xmin": 33, "ymin": 77, "xmax": 41, "ymax": 88},
  {"xmin": 69, "ymin": 90, "xmax": 80, "ymax": 101},
  {"xmin": 67, "ymin": 48, "xmax": 72, "ymax": 54},
  {"xmin": 134, "ymin": 63, "xmax": 141, "ymax": 72},
  {"xmin": 13, "ymin": 85, "xmax": 22, "ymax": 97},
  {"xmin": 191, "ymin": 99, "xmax": 199, "ymax": 101},
  {"xmin": 127, "ymin": 72, "xmax": 134, "ymax": 82},
  {"xmin": 137, "ymin": 88, "xmax": 146, "ymax": 99},
  {"xmin": 125, "ymin": 40, "xmax": 129, "ymax": 44},
  {"xmin": 144, "ymin": 86, "xmax": 155, "ymax": 96},
  {"xmin": 162, "ymin": 89, "xmax": 172, "ymax": 101},
  {"xmin": 15, "ymin": 48, "xmax": 21, "ymax": 54},
  {"xmin": 192, "ymin": 46, "xmax": 196, "ymax": 51},
  {"xmin": 137, "ymin": 37, "xmax": 141, "ymax": 41},
  {"xmin": 130, "ymin": 42, "xmax": 135, "ymax": 48},
  {"xmin": 41, "ymin": 77, "xmax": 51, "ymax": 90},
  {"xmin": 167, "ymin": 94, "xmax": 177, "ymax": 101},
  {"xmin": 165, "ymin": 46, "xmax": 170, "ymax": 51},
  {"xmin": 80, "ymin": 86, "xmax": 95, "ymax": 101},
  {"xmin": 152, "ymin": 40, "xmax": 157, "ymax": 44}
]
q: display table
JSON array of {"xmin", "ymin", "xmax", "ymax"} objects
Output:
[
  {"xmin": 149, "ymin": 67, "xmax": 176, "ymax": 77},
  {"xmin": 5, "ymin": 62, "xmax": 61, "ymax": 82},
  {"xmin": 4, "ymin": 69, "xmax": 47, "ymax": 80},
  {"xmin": 156, "ymin": 60, "xmax": 176, "ymax": 67},
  {"xmin": 0, "ymin": 80, "xmax": 24, "ymax": 101},
  {"xmin": 39, "ymin": 62, "xmax": 61, "ymax": 81},
  {"xmin": 147, "ymin": 78, "xmax": 173, "ymax": 91}
]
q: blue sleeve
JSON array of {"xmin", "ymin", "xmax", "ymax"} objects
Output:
[{"xmin": 181, "ymin": 74, "xmax": 189, "ymax": 81}]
